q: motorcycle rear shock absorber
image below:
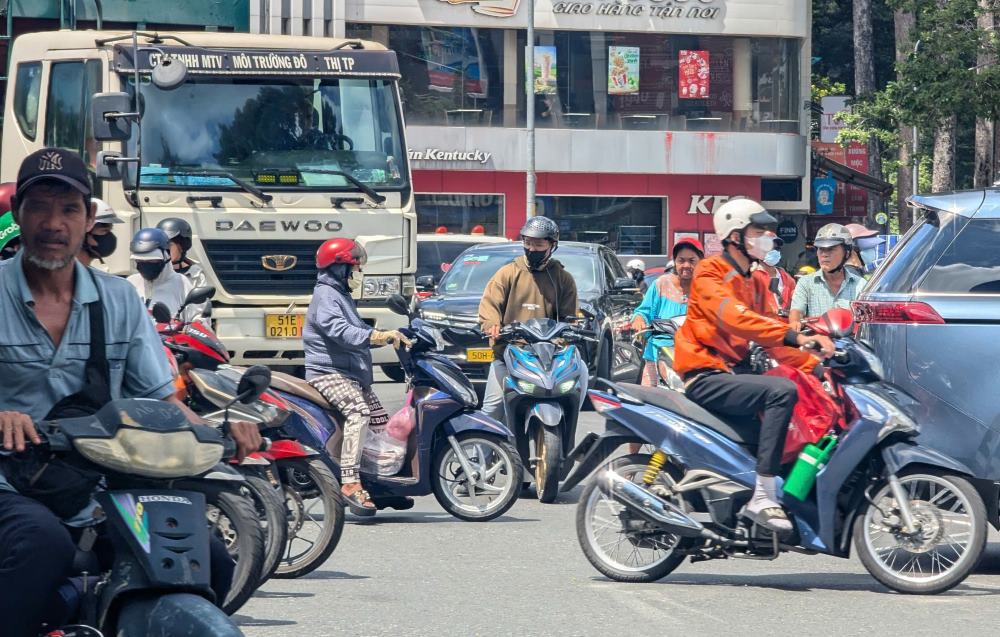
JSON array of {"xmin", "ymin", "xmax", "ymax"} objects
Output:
[{"xmin": 643, "ymin": 449, "xmax": 668, "ymax": 484}]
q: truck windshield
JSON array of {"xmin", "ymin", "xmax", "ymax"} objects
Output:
[{"xmin": 124, "ymin": 76, "xmax": 407, "ymax": 191}]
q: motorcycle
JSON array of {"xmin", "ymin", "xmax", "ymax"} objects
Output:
[
  {"xmin": 23, "ymin": 367, "xmax": 270, "ymax": 636},
  {"xmin": 632, "ymin": 315, "xmax": 685, "ymax": 391},
  {"xmin": 267, "ymin": 294, "xmax": 523, "ymax": 522},
  {"xmin": 492, "ymin": 318, "xmax": 592, "ymax": 503},
  {"xmin": 565, "ymin": 307, "xmax": 990, "ymax": 595},
  {"xmin": 188, "ymin": 365, "xmax": 345, "ymax": 580}
]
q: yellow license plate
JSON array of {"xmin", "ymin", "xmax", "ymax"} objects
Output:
[
  {"xmin": 265, "ymin": 314, "xmax": 305, "ymax": 339},
  {"xmin": 467, "ymin": 348, "xmax": 494, "ymax": 363}
]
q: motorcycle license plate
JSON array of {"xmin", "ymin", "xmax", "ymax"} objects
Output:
[
  {"xmin": 467, "ymin": 348, "xmax": 494, "ymax": 363},
  {"xmin": 265, "ymin": 314, "xmax": 304, "ymax": 339}
]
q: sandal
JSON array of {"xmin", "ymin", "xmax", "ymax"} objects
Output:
[
  {"xmin": 744, "ymin": 506, "xmax": 793, "ymax": 535},
  {"xmin": 342, "ymin": 484, "xmax": 377, "ymax": 517}
]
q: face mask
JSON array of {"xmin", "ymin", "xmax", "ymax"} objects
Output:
[
  {"xmin": 136, "ymin": 260, "xmax": 167, "ymax": 281},
  {"xmin": 744, "ymin": 233, "xmax": 774, "ymax": 261},
  {"xmin": 88, "ymin": 232, "xmax": 117, "ymax": 259},
  {"xmin": 860, "ymin": 247, "xmax": 878, "ymax": 264},
  {"xmin": 762, "ymin": 250, "xmax": 782, "ymax": 267},
  {"xmin": 348, "ymin": 270, "xmax": 363, "ymax": 291},
  {"xmin": 524, "ymin": 248, "xmax": 549, "ymax": 270}
]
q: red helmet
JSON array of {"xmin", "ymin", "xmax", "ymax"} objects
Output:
[
  {"xmin": 673, "ymin": 237, "xmax": 705, "ymax": 258},
  {"xmin": 0, "ymin": 182, "xmax": 15, "ymax": 213},
  {"xmin": 316, "ymin": 237, "xmax": 367, "ymax": 269}
]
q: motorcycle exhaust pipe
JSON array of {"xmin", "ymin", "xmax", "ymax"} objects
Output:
[{"xmin": 600, "ymin": 470, "xmax": 725, "ymax": 543}]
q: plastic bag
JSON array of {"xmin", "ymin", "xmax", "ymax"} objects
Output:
[
  {"xmin": 361, "ymin": 390, "xmax": 416, "ymax": 476},
  {"xmin": 765, "ymin": 365, "xmax": 843, "ymax": 464}
]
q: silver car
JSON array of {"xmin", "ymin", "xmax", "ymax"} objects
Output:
[{"xmin": 855, "ymin": 190, "xmax": 1000, "ymax": 480}]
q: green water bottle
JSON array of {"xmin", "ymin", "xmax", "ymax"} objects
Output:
[{"xmin": 783, "ymin": 435, "xmax": 838, "ymax": 501}]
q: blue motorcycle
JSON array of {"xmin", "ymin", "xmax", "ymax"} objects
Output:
[
  {"xmin": 495, "ymin": 318, "xmax": 592, "ymax": 503},
  {"xmin": 266, "ymin": 295, "xmax": 523, "ymax": 522},
  {"xmin": 564, "ymin": 308, "xmax": 990, "ymax": 594}
]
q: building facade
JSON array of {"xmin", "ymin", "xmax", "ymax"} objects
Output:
[{"xmin": 253, "ymin": 0, "xmax": 811, "ymax": 258}]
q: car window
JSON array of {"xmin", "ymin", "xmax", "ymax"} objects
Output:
[
  {"xmin": 867, "ymin": 210, "xmax": 969, "ymax": 294},
  {"xmin": 417, "ymin": 241, "xmax": 477, "ymax": 282},
  {"xmin": 438, "ymin": 250, "xmax": 599, "ymax": 296},
  {"xmin": 919, "ymin": 218, "xmax": 1000, "ymax": 294}
]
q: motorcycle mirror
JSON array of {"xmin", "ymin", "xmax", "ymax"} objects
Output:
[
  {"xmin": 578, "ymin": 302, "xmax": 597, "ymax": 320},
  {"xmin": 236, "ymin": 365, "xmax": 272, "ymax": 404},
  {"xmin": 387, "ymin": 293, "xmax": 410, "ymax": 317},
  {"xmin": 184, "ymin": 285, "xmax": 216, "ymax": 307},
  {"xmin": 150, "ymin": 302, "xmax": 172, "ymax": 324}
]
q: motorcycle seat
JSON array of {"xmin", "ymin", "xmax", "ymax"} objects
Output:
[
  {"xmin": 618, "ymin": 383, "xmax": 760, "ymax": 447},
  {"xmin": 269, "ymin": 371, "xmax": 329, "ymax": 407}
]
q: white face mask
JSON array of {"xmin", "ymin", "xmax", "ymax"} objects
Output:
[
  {"xmin": 348, "ymin": 270, "xmax": 363, "ymax": 291},
  {"xmin": 744, "ymin": 233, "xmax": 775, "ymax": 261}
]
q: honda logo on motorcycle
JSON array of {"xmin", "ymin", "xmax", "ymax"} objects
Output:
[{"xmin": 261, "ymin": 255, "xmax": 298, "ymax": 271}]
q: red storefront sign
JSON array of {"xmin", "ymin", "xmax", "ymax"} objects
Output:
[
  {"xmin": 812, "ymin": 141, "xmax": 869, "ymax": 215},
  {"xmin": 678, "ymin": 50, "xmax": 710, "ymax": 100}
]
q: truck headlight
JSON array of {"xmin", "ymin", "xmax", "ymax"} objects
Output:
[
  {"xmin": 363, "ymin": 276, "xmax": 401, "ymax": 299},
  {"xmin": 74, "ymin": 428, "xmax": 224, "ymax": 478}
]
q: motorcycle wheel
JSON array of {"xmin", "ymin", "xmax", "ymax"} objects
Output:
[
  {"xmin": 243, "ymin": 473, "xmax": 289, "ymax": 584},
  {"xmin": 534, "ymin": 425, "xmax": 562, "ymax": 503},
  {"xmin": 853, "ymin": 471, "xmax": 987, "ymax": 594},
  {"xmin": 273, "ymin": 458, "xmax": 345, "ymax": 579},
  {"xmin": 205, "ymin": 487, "xmax": 266, "ymax": 615},
  {"xmin": 576, "ymin": 454, "xmax": 689, "ymax": 583},
  {"xmin": 115, "ymin": 593, "xmax": 243, "ymax": 636},
  {"xmin": 432, "ymin": 432, "xmax": 522, "ymax": 522}
]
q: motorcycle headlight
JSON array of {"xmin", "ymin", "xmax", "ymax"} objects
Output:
[
  {"xmin": 847, "ymin": 386, "xmax": 918, "ymax": 441},
  {"xmin": 74, "ymin": 428, "xmax": 224, "ymax": 478},
  {"xmin": 517, "ymin": 380, "xmax": 537, "ymax": 394},
  {"xmin": 557, "ymin": 379, "xmax": 578, "ymax": 394},
  {"xmin": 363, "ymin": 275, "xmax": 401, "ymax": 299}
]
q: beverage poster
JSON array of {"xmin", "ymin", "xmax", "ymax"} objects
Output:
[
  {"xmin": 534, "ymin": 46, "xmax": 557, "ymax": 95},
  {"xmin": 608, "ymin": 46, "xmax": 640, "ymax": 95},
  {"xmin": 678, "ymin": 50, "xmax": 710, "ymax": 99}
]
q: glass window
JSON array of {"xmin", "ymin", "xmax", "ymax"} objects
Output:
[
  {"xmin": 438, "ymin": 248, "xmax": 600, "ymax": 295},
  {"xmin": 919, "ymin": 219, "xmax": 1000, "ymax": 294},
  {"xmin": 13, "ymin": 62, "xmax": 42, "ymax": 140},
  {"xmin": 123, "ymin": 76, "xmax": 407, "ymax": 192},
  {"xmin": 45, "ymin": 62, "xmax": 86, "ymax": 152},
  {"xmin": 868, "ymin": 211, "xmax": 967, "ymax": 294},
  {"xmin": 535, "ymin": 196, "xmax": 665, "ymax": 255},
  {"xmin": 417, "ymin": 240, "xmax": 480, "ymax": 283},
  {"xmin": 415, "ymin": 193, "xmax": 503, "ymax": 236},
  {"xmin": 350, "ymin": 23, "xmax": 507, "ymax": 128},
  {"xmin": 515, "ymin": 31, "xmax": 800, "ymax": 133}
]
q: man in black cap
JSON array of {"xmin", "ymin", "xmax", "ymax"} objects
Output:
[{"xmin": 0, "ymin": 148, "xmax": 261, "ymax": 634}]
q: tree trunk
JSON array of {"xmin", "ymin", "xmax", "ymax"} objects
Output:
[
  {"xmin": 974, "ymin": 2, "xmax": 995, "ymax": 188},
  {"xmin": 854, "ymin": 0, "xmax": 882, "ymax": 216},
  {"xmin": 894, "ymin": 8, "xmax": 916, "ymax": 232},
  {"xmin": 932, "ymin": 115, "xmax": 957, "ymax": 193}
]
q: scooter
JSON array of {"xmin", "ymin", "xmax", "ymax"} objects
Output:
[
  {"xmin": 493, "ymin": 318, "xmax": 592, "ymax": 503},
  {"xmin": 267, "ymin": 294, "xmax": 523, "ymax": 522},
  {"xmin": 632, "ymin": 315, "xmax": 685, "ymax": 391},
  {"xmin": 565, "ymin": 307, "xmax": 991, "ymax": 595},
  {"xmin": 20, "ymin": 367, "xmax": 270, "ymax": 636}
]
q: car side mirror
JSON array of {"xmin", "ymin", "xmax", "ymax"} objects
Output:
[
  {"xmin": 613, "ymin": 276, "xmax": 638, "ymax": 291},
  {"xmin": 183, "ymin": 286, "xmax": 216, "ymax": 307},
  {"xmin": 578, "ymin": 301, "xmax": 597, "ymax": 320},
  {"xmin": 416, "ymin": 275, "xmax": 435, "ymax": 292},
  {"xmin": 387, "ymin": 293, "xmax": 410, "ymax": 317},
  {"xmin": 150, "ymin": 302, "xmax": 172, "ymax": 324},
  {"xmin": 236, "ymin": 365, "xmax": 271, "ymax": 404}
]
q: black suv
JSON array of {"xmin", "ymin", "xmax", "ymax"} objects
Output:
[{"xmin": 416, "ymin": 241, "xmax": 644, "ymax": 385}]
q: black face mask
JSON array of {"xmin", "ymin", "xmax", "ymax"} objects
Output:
[
  {"xmin": 136, "ymin": 260, "xmax": 167, "ymax": 281},
  {"xmin": 87, "ymin": 232, "xmax": 117, "ymax": 260},
  {"xmin": 524, "ymin": 248, "xmax": 549, "ymax": 270}
]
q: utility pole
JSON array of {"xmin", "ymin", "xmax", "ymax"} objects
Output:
[{"xmin": 525, "ymin": 0, "xmax": 536, "ymax": 218}]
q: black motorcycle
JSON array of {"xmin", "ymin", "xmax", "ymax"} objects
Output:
[{"xmin": 26, "ymin": 368, "xmax": 271, "ymax": 636}]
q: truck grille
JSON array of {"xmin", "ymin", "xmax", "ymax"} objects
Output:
[{"xmin": 202, "ymin": 240, "xmax": 323, "ymax": 295}]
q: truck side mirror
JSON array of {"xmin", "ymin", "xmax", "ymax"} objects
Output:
[
  {"xmin": 95, "ymin": 151, "xmax": 124, "ymax": 181},
  {"xmin": 91, "ymin": 92, "xmax": 134, "ymax": 141}
]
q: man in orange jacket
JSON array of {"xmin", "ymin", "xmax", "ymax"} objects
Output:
[{"xmin": 674, "ymin": 198, "xmax": 835, "ymax": 533}]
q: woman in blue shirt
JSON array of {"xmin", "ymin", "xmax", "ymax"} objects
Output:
[{"xmin": 631, "ymin": 238, "xmax": 704, "ymax": 387}]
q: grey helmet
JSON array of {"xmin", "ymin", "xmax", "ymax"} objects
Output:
[
  {"xmin": 519, "ymin": 216, "xmax": 559, "ymax": 243},
  {"xmin": 814, "ymin": 223, "xmax": 854, "ymax": 249}
]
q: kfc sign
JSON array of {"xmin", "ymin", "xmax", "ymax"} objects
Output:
[{"xmin": 687, "ymin": 194, "xmax": 745, "ymax": 214}]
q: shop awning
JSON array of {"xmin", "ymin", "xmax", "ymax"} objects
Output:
[{"xmin": 812, "ymin": 151, "xmax": 893, "ymax": 196}]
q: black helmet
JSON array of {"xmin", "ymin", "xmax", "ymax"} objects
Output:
[
  {"xmin": 129, "ymin": 227, "xmax": 170, "ymax": 259},
  {"xmin": 519, "ymin": 216, "xmax": 559, "ymax": 242},
  {"xmin": 157, "ymin": 217, "xmax": 193, "ymax": 252}
]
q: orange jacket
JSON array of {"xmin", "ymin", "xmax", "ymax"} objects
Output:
[{"xmin": 674, "ymin": 254, "xmax": 817, "ymax": 377}]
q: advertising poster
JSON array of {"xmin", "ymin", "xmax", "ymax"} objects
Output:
[
  {"xmin": 703, "ymin": 232, "xmax": 723, "ymax": 256},
  {"xmin": 608, "ymin": 46, "xmax": 640, "ymax": 95},
  {"xmin": 534, "ymin": 46, "xmax": 557, "ymax": 95},
  {"xmin": 813, "ymin": 173, "xmax": 837, "ymax": 215},
  {"xmin": 679, "ymin": 50, "xmax": 710, "ymax": 99}
]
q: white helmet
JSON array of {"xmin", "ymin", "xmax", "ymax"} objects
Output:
[
  {"xmin": 626, "ymin": 258, "xmax": 646, "ymax": 272},
  {"xmin": 713, "ymin": 198, "xmax": 777, "ymax": 242},
  {"xmin": 814, "ymin": 223, "xmax": 854, "ymax": 249},
  {"xmin": 92, "ymin": 198, "xmax": 124, "ymax": 225}
]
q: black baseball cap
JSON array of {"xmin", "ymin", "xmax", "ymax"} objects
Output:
[{"xmin": 15, "ymin": 147, "xmax": 92, "ymax": 202}]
